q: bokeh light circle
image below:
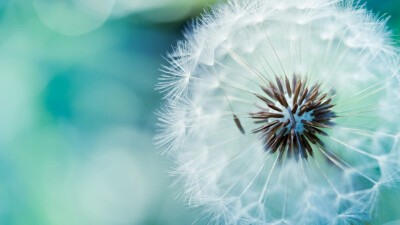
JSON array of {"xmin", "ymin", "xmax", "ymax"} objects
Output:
[{"xmin": 34, "ymin": 0, "xmax": 115, "ymax": 36}]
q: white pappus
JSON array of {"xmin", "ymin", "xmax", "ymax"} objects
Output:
[{"xmin": 156, "ymin": 0, "xmax": 400, "ymax": 224}]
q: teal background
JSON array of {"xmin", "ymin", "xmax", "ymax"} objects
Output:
[{"xmin": 0, "ymin": 0, "xmax": 397, "ymax": 224}]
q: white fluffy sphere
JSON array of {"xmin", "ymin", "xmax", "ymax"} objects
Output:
[{"xmin": 157, "ymin": 0, "xmax": 400, "ymax": 224}]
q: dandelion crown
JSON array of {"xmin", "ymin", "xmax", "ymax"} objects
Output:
[{"xmin": 156, "ymin": 0, "xmax": 400, "ymax": 224}]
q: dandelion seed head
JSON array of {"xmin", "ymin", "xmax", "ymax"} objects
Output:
[{"xmin": 156, "ymin": 0, "xmax": 400, "ymax": 224}]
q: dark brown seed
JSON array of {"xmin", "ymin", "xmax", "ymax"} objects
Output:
[
  {"xmin": 293, "ymin": 80, "xmax": 301, "ymax": 104},
  {"xmin": 305, "ymin": 103, "xmax": 318, "ymax": 112},
  {"xmin": 302, "ymin": 120, "xmax": 329, "ymax": 129},
  {"xmin": 318, "ymin": 98, "xmax": 332, "ymax": 108},
  {"xmin": 299, "ymin": 140, "xmax": 308, "ymax": 159},
  {"xmin": 304, "ymin": 131, "xmax": 317, "ymax": 144},
  {"xmin": 282, "ymin": 119, "xmax": 290, "ymax": 127},
  {"xmin": 306, "ymin": 83, "xmax": 316, "ymax": 93},
  {"xmin": 292, "ymin": 75, "xmax": 297, "ymax": 93},
  {"xmin": 312, "ymin": 127, "xmax": 329, "ymax": 136},
  {"xmin": 269, "ymin": 81, "xmax": 278, "ymax": 91},
  {"xmin": 252, "ymin": 120, "xmax": 279, "ymax": 133},
  {"xmin": 279, "ymin": 92, "xmax": 289, "ymax": 108},
  {"xmin": 304, "ymin": 125, "xmax": 328, "ymax": 136},
  {"xmin": 316, "ymin": 93, "xmax": 327, "ymax": 102},
  {"xmin": 300, "ymin": 135, "xmax": 313, "ymax": 157},
  {"xmin": 278, "ymin": 135, "xmax": 288, "ymax": 161},
  {"xmin": 303, "ymin": 125, "xmax": 315, "ymax": 133},
  {"xmin": 310, "ymin": 99, "xmax": 323, "ymax": 109},
  {"xmin": 307, "ymin": 132, "xmax": 325, "ymax": 147},
  {"xmin": 315, "ymin": 103, "xmax": 334, "ymax": 111},
  {"xmin": 275, "ymin": 76, "xmax": 284, "ymax": 93},
  {"xmin": 312, "ymin": 109, "xmax": 332, "ymax": 116},
  {"xmin": 250, "ymin": 112, "xmax": 284, "ymax": 119},
  {"xmin": 264, "ymin": 133, "xmax": 277, "ymax": 151},
  {"xmin": 291, "ymin": 130, "xmax": 300, "ymax": 161},
  {"xmin": 308, "ymin": 89, "xmax": 319, "ymax": 102},
  {"xmin": 270, "ymin": 128, "xmax": 287, "ymax": 154},
  {"xmin": 287, "ymin": 131, "xmax": 294, "ymax": 159},
  {"xmin": 269, "ymin": 122, "xmax": 283, "ymax": 134},
  {"xmin": 271, "ymin": 88, "xmax": 287, "ymax": 107},
  {"xmin": 291, "ymin": 103, "xmax": 298, "ymax": 114},
  {"xmin": 234, "ymin": 115, "xmax": 245, "ymax": 134},
  {"xmin": 254, "ymin": 119, "xmax": 269, "ymax": 124},
  {"xmin": 299, "ymin": 88, "xmax": 308, "ymax": 105},
  {"xmin": 298, "ymin": 105, "xmax": 309, "ymax": 116},
  {"xmin": 270, "ymin": 141, "xmax": 280, "ymax": 154},
  {"xmin": 267, "ymin": 103, "xmax": 282, "ymax": 112},
  {"xmin": 313, "ymin": 117, "xmax": 332, "ymax": 122},
  {"xmin": 279, "ymin": 135, "xmax": 288, "ymax": 153},
  {"xmin": 255, "ymin": 94, "xmax": 273, "ymax": 105},
  {"xmin": 285, "ymin": 76, "xmax": 292, "ymax": 97},
  {"xmin": 261, "ymin": 86, "xmax": 275, "ymax": 100}
]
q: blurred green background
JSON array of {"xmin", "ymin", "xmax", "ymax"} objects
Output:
[{"xmin": 0, "ymin": 0, "xmax": 397, "ymax": 225}]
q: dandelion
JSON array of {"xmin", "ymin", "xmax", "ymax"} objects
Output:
[{"xmin": 156, "ymin": 0, "xmax": 400, "ymax": 224}]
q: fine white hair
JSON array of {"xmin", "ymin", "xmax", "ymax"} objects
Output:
[{"xmin": 156, "ymin": 0, "xmax": 400, "ymax": 224}]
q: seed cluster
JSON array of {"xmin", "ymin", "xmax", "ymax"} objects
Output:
[{"xmin": 250, "ymin": 75, "xmax": 336, "ymax": 160}]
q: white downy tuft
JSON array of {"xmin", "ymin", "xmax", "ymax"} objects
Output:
[{"xmin": 156, "ymin": 0, "xmax": 400, "ymax": 224}]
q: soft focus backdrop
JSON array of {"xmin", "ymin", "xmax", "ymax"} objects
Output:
[{"xmin": 0, "ymin": 0, "xmax": 398, "ymax": 224}]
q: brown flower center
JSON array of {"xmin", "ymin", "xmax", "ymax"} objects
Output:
[{"xmin": 250, "ymin": 75, "xmax": 336, "ymax": 160}]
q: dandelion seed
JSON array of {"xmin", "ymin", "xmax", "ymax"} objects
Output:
[{"xmin": 156, "ymin": 0, "xmax": 400, "ymax": 224}]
